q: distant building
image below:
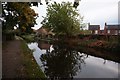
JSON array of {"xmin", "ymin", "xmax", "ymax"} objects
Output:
[
  {"xmin": 104, "ymin": 23, "xmax": 120, "ymax": 35},
  {"xmin": 99, "ymin": 30, "xmax": 104, "ymax": 35},
  {"xmin": 36, "ymin": 27, "xmax": 48, "ymax": 36},
  {"xmin": 88, "ymin": 23, "xmax": 100, "ymax": 35},
  {"xmin": 36, "ymin": 27, "xmax": 55, "ymax": 38},
  {"xmin": 88, "ymin": 23, "xmax": 120, "ymax": 35}
]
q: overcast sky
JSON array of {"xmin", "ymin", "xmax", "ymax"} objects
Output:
[{"xmin": 31, "ymin": 0, "xmax": 120, "ymax": 30}]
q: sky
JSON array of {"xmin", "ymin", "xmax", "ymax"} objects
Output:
[{"xmin": 31, "ymin": 0, "xmax": 120, "ymax": 30}]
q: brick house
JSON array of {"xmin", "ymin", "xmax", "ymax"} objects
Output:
[
  {"xmin": 100, "ymin": 30, "xmax": 104, "ymax": 35},
  {"xmin": 88, "ymin": 23, "xmax": 100, "ymax": 35},
  {"xmin": 36, "ymin": 27, "xmax": 55, "ymax": 38},
  {"xmin": 104, "ymin": 23, "xmax": 120, "ymax": 35}
]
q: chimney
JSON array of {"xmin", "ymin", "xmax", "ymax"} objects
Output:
[
  {"xmin": 104, "ymin": 23, "xmax": 107, "ymax": 34},
  {"xmin": 105, "ymin": 22, "xmax": 107, "ymax": 26}
]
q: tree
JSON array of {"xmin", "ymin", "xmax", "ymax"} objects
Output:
[
  {"xmin": 73, "ymin": 0, "xmax": 81, "ymax": 8},
  {"xmin": 41, "ymin": 2, "xmax": 83, "ymax": 36},
  {"xmin": 40, "ymin": 42, "xmax": 87, "ymax": 79},
  {"xmin": 2, "ymin": 2, "xmax": 38, "ymax": 34}
]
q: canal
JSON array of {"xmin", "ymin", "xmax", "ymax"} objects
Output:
[{"xmin": 27, "ymin": 41, "xmax": 119, "ymax": 78}]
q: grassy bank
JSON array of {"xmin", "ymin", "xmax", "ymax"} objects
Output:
[
  {"xmin": 78, "ymin": 39, "xmax": 118, "ymax": 53},
  {"xmin": 21, "ymin": 34, "xmax": 35, "ymax": 43},
  {"xmin": 77, "ymin": 46, "xmax": 120, "ymax": 63},
  {"xmin": 20, "ymin": 40, "xmax": 46, "ymax": 78},
  {"xmin": 75, "ymin": 36, "xmax": 120, "ymax": 53}
]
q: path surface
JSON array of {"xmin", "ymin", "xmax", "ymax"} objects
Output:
[{"xmin": 2, "ymin": 40, "xmax": 24, "ymax": 78}]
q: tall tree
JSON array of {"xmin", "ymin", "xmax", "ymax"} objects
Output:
[
  {"xmin": 41, "ymin": 2, "xmax": 83, "ymax": 36},
  {"xmin": 2, "ymin": 2, "xmax": 38, "ymax": 34}
]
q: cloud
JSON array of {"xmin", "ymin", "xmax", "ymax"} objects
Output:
[
  {"xmin": 31, "ymin": 0, "xmax": 120, "ymax": 30},
  {"xmin": 31, "ymin": 2, "xmax": 47, "ymax": 30},
  {"xmin": 78, "ymin": 0, "xmax": 119, "ymax": 29}
]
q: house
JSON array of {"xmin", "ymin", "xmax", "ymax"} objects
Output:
[
  {"xmin": 36, "ymin": 27, "xmax": 55, "ymax": 38},
  {"xmin": 104, "ymin": 23, "xmax": 120, "ymax": 35},
  {"xmin": 99, "ymin": 30, "xmax": 104, "ymax": 35},
  {"xmin": 36, "ymin": 27, "xmax": 48, "ymax": 35},
  {"xmin": 88, "ymin": 23, "xmax": 100, "ymax": 35}
]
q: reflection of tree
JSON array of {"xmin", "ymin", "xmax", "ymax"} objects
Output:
[{"xmin": 40, "ymin": 43, "xmax": 88, "ymax": 79}]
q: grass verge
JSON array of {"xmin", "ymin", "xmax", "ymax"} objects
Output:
[
  {"xmin": 20, "ymin": 40, "xmax": 46, "ymax": 78},
  {"xmin": 21, "ymin": 34, "xmax": 35, "ymax": 43}
]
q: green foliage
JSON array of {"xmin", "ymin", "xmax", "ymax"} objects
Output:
[
  {"xmin": 21, "ymin": 34, "xmax": 35, "ymax": 43},
  {"xmin": 79, "ymin": 30, "xmax": 92, "ymax": 35},
  {"xmin": 42, "ymin": 2, "xmax": 83, "ymax": 36}
]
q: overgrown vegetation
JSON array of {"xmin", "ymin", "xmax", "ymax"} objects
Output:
[
  {"xmin": 20, "ymin": 40, "xmax": 46, "ymax": 78},
  {"xmin": 42, "ymin": 2, "xmax": 85, "ymax": 36},
  {"xmin": 2, "ymin": 2, "xmax": 38, "ymax": 41},
  {"xmin": 77, "ymin": 35, "xmax": 120, "ymax": 53},
  {"xmin": 21, "ymin": 34, "xmax": 36, "ymax": 43}
]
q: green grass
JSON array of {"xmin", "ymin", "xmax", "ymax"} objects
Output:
[
  {"xmin": 20, "ymin": 40, "xmax": 46, "ymax": 78},
  {"xmin": 21, "ymin": 34, "xmax": 35, "ymax": 43}
]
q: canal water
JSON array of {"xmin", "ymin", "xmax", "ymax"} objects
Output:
[{"xmin": 27, "ymin": 41, "xmax": 118, "ymax": 78}]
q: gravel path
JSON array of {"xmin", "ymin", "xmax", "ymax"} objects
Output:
[{"xmin": 2, "ymin": 40, "xmax": 25, "ymax": 78}]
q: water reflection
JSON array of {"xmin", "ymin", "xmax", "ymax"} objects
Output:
[
  {"xmin": 28, "ymin": 41, "xmax": 118, "ymax": 78},
  {"xmin": 38, "ymin": 41, "xmax": 51, "ymax": 50},
  {"xmin": 40, "ymin": 42, "xmax": 88, "ymax": 79}
]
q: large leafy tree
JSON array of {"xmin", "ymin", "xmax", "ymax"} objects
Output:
[
  {"xmin": 42, "ymin": 2, "xmax": 83, "ymax": 36},
  {"xmin": 2, "ymin": 2, "xmax": 38, "ymax": 34}
]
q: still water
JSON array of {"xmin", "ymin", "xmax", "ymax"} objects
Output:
[{"xmin": 28, "ymin": 41, "xmax": 118, "ymax": 78}]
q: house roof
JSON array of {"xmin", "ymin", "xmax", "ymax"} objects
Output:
[
  {"xmin": 37, "ymin": 27, "xmax": 55, "ymax": 35},
  {"xmin": 88, "ymin": 25, "xmax": 100, "ymax": 30},
  {"xmin": 106, "ymin": 25, "xmax": 120, "ymax": 30},
  {"xmin": 37, "ymin": 27, "xmax": 48, "ymax": 35}
]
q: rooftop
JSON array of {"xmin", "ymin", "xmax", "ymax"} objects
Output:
[
  {"xmin": 88, "ymin": 24, "xmax": 100, "ymax": 30},
  {"xmin": 106, "ymin": 25, "xmax": 120, "ymax": 30}
]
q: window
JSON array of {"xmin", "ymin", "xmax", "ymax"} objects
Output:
[
  {"xmin": 90, "ymin": 31, "xmax": 92, "ymax": 34},
  {"xmin": 95, "ymin": 30, "xmax": 98, "ymax": 34},
  {"xmin": 115, "ymin": 30, "xmax": 117, "ymax": 35},
  {"xmin": 108, "ymin": 30, "xmax": 110, "ymax": 33}
]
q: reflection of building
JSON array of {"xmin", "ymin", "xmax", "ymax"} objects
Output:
[
  {"xmin": 38, "ymin": 41, "xmax": 51, "ymax": 50},
  {"xmin": 88, "ymin": 23, "xmax": 100, "ymax": 35}
]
